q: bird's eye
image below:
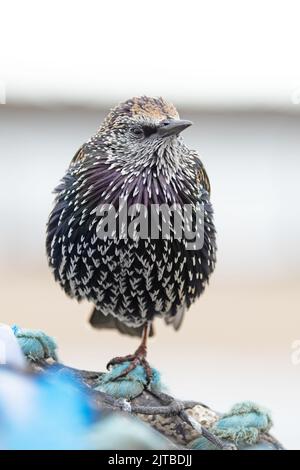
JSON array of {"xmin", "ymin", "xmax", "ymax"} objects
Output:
[{"xmin": 131, "ymin": 126, "xmax": 144, "ymax": 138}]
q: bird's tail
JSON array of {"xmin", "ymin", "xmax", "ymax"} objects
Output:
[{"xmin": 89, "ymin": 307, "xmax": 154, "ymax": 338}]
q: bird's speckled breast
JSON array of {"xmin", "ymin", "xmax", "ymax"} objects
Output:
[{"xmin": 46, "ymin": 151, "xmax": 216, "ymax": 328}]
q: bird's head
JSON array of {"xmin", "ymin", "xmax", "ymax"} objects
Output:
[{"xmin": 94, "ymin": 96, "xmax": 192, "ymax": 165}]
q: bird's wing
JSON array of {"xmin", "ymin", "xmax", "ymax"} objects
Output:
[
  {"xmin": 164, "ymin": 154, "xmax": 212, "ymax": 332},
  {"xmin": 69, "ymin": 145, "xmax": 86, "ymax": 166},
  {"xmin": 195, "ymin": 156, "xmax": 211, "ymax": 194}
]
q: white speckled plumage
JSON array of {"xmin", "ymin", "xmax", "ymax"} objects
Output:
[{"xmin": 46, "ymin": 97, "xmax": 216, "ymax": 334}]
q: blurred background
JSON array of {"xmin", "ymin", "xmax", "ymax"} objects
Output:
[{"xmin": 1, "ymin": 0, "xmax": 300, "ymax": 449}]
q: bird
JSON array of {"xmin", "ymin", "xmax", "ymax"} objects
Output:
[{"xmin": 46, "ymin": 96, "xmax": 216, "ymax": 381}]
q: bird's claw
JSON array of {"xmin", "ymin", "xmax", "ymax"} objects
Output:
[
  {"xmin": 106, "ymin": 354, "xmax": 134, "ymax": 370},
  {"xmin": 106, "ymin": 352, "xmax": 153, "ymax": 385}
]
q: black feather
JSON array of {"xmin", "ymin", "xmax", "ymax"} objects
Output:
[{"xmin": 89, "ymin": 308, "xmax": 155, "ymax": 338}]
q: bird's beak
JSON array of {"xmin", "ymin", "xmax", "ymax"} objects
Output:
[{"xmin": 157, "ymin": 119, "xmax": 193, "ymax": 138}]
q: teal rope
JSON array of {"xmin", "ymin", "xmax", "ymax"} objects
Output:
[
  {"xmin": 12, "ymin": 325, "xmax": 57, "ymax": 361},
  {"xmin": 94, "ymin": 361, "xmax": 163, "ymax": 399},
  {"xmin": 211, "ymin": 401, "xmax": 273, "ymax": 445}
]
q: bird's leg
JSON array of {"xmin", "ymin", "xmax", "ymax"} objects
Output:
[{"xmin": 106, "ymin": 322, "xmax": 153, "ymax": 383}]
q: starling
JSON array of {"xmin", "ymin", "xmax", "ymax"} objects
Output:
[{"xmin": 46, "ymin": 97, "xmax": 216, "ymax": 379}]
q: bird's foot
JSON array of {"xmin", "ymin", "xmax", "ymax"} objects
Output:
[{"xmin": 106, "ymin": 345, "xmax": 153, "ymax": 384}]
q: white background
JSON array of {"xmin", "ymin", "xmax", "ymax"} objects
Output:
[{"xmin": 0, "ymin": 0, "xmax": 300, "ymax": 108}]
